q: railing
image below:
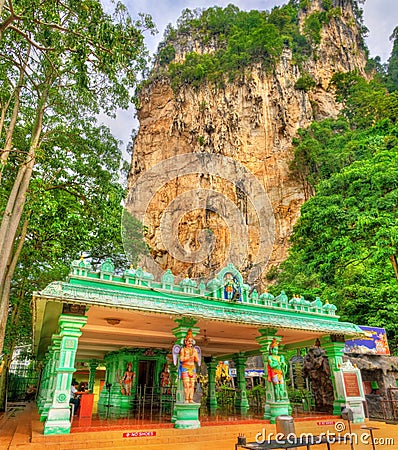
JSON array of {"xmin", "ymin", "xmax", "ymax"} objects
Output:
[
  {"xmin": 381, "ymin": 399, "xmax": 398, "ymax": 421},
  {"xmin": 381, "ymin": 387, "xmax": 398, "ymax": 422},
  {"xmin": 135, "ymin": 385, "xmax": 176, "ymax": 420},
  {"xmin": 7, "ymin": 362, "xmax": 40, "ymax": 402}
]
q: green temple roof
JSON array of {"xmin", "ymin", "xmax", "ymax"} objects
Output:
[{"xmin": 34, "ymin": 261, "xmax": 362, "ymax": 337}]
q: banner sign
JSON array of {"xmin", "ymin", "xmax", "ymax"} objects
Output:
[{"xmin": 344, "ymin": 326, "xmax": 390, "ymax": 355}]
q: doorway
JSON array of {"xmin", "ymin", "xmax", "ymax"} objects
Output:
[{"xmin": 137, "ymin": 360, "xmax": 156, "ymax": 388}]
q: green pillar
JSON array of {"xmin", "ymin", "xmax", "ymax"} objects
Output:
[
  {"xmin": 88, "ymin": 360, "xmax": 98, "ymax": 392},
  {"xmin": 110, "ymin": 353, "xmax": 125, "ymax": 418},
  {"xmin": 40, "ymin": 337, "xmax": 61, "ymax": 421},
  {"xmin": 320, "ymin": 335, "xmax": 346, "ymax": 415},
  {"xmin": 37, "ymin": 353, "xmax": 51, "ymax": 413},
  {"xmin": 206, "ymin": 358, "xmax": 218, "ymax": 413},
  {"xmin": 97, "ymin": 354, "xmax": 112, "ymax": 418},
  {"xmin": 257, "ymin": 328, "xmax": 290, "ymax": 423},
  {"xmin": 233, "ymin": 354, "xmax": 249, "ymax": 414},
  {"xmin": 169, "ymin": 361, "xmax": 178, "ymax": 389},
  {"xmin": 44, "ymin": 314, "xmax": 87, "ymax": 435}
]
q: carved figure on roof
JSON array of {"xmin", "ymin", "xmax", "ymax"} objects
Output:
[
  {"xmin": 101, "ymin": 257, "xmax": 115, "ymax": 273},
  {"xmin": 261, "ymin": 289, "xmax": 274, "ymax": 300},
  {"xmin": 267, "ymin": 338, "xmax": 287, "ymax": 402},
  {"xmin": 172, "ymin": 329, "xmax": 201, "ymax": 403},
  {"xmin": 223, "ymin": 272, "xmax": 241, "ymax": 301}
]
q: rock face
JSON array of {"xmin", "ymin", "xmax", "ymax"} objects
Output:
[
  {"xmin": 304, "ymin": 346, "xmax": 334, "ymax": 413},
  {"xmin": 126, "ymin": 0, "xmax": 368, "ymax": 285}
]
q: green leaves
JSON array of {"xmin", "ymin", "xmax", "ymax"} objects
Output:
[
  {"xmin": 276, "ymin": 66, "xmax": 398, "ymax": 352},
  {"xmin": 0, "ymin": 0, "xmax": 153, "ymax": 356},
  {"xmin": 156, "ymin": 1, "xmax": 311, "ymax": 89}
]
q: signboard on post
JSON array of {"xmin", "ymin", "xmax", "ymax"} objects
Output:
[{"xmin": 335, "ymin": 361, "xmax": 365, "ymax": 423}]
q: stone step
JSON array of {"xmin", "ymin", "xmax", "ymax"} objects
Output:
[{"xmin": 30, "ymin": 422, "xmax": 265, "ymax": 449}]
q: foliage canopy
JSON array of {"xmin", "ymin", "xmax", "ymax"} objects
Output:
[
  {"xmin": 153, "ymin": 1, "xmax": 344, "ymax": 89},
  {"xmin": 272, "ymin": 58, "xmax": 398, "ymax": 351}
]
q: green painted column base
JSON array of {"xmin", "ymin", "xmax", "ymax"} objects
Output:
[
  {"xmin": 208, "ymin": 398, "xmax": 218, "ymax": 410},
  {"xmin": 342, "ymin": 400, "xmax": 365, "ymax": 424},
  {"xmin": 43, "ymin": 407, "xmax": 71, "ymax": 435},
  {"xmin": 235, "ymin": 399, "xmax": 250, "ymax": 415},
  {"xmin": 332, "ymin": 399, "xmax": 345, "ymax": 416},
  {"xmin": 265, "ymin": 401, "xmax": 290, "ymax": 424},
  {"xmin": 208, "ymin": 406, "xmax": 217, "ymax": 416},
  {"xmin": 173, "ymin": 402, "xmax": 201, "ymax": 429},
  {"xmin": 39, "ymin": 402, "xmax": 52, "ymax": 421}
]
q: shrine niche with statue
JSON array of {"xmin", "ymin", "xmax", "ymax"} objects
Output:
[{"xmin": 32, "ymin": 259, "xmax": 366, "ymax": 435}]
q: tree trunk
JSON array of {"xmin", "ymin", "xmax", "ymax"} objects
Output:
[
  {"xmin": 0, "ymin": 0, "xmax": 6, "ymax": 17},
  {"xmin": 0, "ymin": 288, "xmax": 24, "ymax": 412},
  {"xmin": 0, "ymin": 163, "xmax": 32, "ymax": 294},
  {"xmin": 0, "ymin": 352, "xmax": 11, "ymax": 412},
  {"xmin": 0, "ymin": 86, "xmax": 47, "ymax": 354},
  {"xmin": 0, "ymin": 219, "xmax": 28, "ymax": 356},
  {"xmin": 390, "ymin": 254, "xmax": 398, "ymax": 283},
  {"xmin": 0, "ymin": 47, "xmax": 29, "ymax": 183}
]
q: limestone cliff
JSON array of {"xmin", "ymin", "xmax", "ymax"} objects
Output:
[{"xmin": 126, "ymin": 0, "xmax": 368, "ymax": 287}]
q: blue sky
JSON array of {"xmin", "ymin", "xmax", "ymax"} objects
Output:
[{"xmin": 102, "ymin": 0, "xmax": 398, "ymax": 150}]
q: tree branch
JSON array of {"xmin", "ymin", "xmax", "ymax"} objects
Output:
[{"xmin": 389, "ymin": 254, "xmax": 398, "ymax": 284}]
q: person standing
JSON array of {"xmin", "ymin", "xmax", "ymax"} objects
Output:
[{"xmin": 70, "ymin": 382, "xmax": 81, "ymax": 415}]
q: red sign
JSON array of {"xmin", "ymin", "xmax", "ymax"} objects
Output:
[
  {"xmin": 123, "ymin": 431, "xmax": 156, "ymax": 438},
  {"xmin": 317, "ymin": 421, "xmax": 335, "ymax": 426},
  {"xmin": 343, "ymin": 372, "xmax": 361, "ymax": 397}
]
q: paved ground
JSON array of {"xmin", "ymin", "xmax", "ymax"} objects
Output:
[{"xmin": 1, "ymin": 403, "xmax": 398, "ymax": 450}]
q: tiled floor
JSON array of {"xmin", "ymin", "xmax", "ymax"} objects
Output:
[{"xmin": 2, "ymin": 403, "xmax": 398, "ymax": 450}]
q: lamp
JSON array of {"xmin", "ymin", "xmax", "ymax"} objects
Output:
[
  {"xmin": 106, "ymin": 318, "xmax": 121, "ymax": 326},
  {"xmin": 199, "ymin": 329, "xmax": 210, "ymax": 346}
]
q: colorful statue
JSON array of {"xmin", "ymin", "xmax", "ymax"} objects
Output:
[
  {"xmin": 216, "ymin": 361, "xmax": 231, "ymax": 387},
  {"xmin": 121, "ymin": 362, "xmax": 135, "ymax": 396},
  {"xmin": 223, "ymin": 272, "xmax": 241, "ymax": 301},
  {"xmin": 173, "ymin": 329, "xmax": 201, "ymax": 403},
  {"xmin": 267, "ymin": 338, "xmax": 287, "ymax": 402},
  {"xmin": 160, "ymin": 363, "xmax": 171, "ymax": 387}
]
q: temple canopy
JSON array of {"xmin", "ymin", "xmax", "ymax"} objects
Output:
[{"xmin": 32, "ymin": 260, "xmax": 364, "ymax": 362}]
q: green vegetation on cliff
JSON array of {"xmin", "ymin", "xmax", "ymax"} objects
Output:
[
  {"xmin": 154, "ymin": 0, "xmax": 354, "ymax": 90},
  {"xmin": 271, "ymin": 49, "xmax": 398, "ymax": 351}
]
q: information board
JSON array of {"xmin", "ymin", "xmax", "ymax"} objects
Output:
[{"xmin": 343, "ymin": 372, "xmax": 361, "ymax": 398}]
